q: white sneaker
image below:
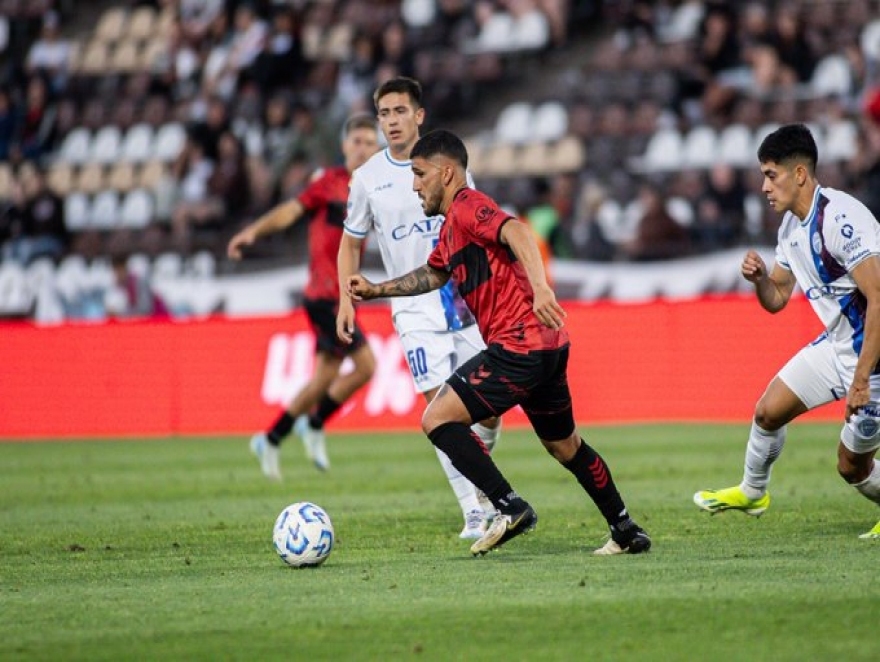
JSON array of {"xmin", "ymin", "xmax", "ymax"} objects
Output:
[
  {"xmin": 249, "ymin": 433, "xmax": 281, "ymax": 481},
  {"xmin": 296, "ymin": 415, "xmax": 330, "ymax": 471},
  {"xmin": 459, "ymin": 509, "xmax": 488, "ymax": 539}
]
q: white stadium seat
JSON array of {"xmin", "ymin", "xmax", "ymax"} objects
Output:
[
  {"xmin": 90, "ymin": 125, "xmax": 122, "ymax": 165},
  {"xmin": 532, "ymin": 101, "xmax": 569, "ymax": 143},
  {"xmin": 495, "ymin": 102, "xmax": 534, "ymax": 145},
  {"xmin": 718, "ymin": 124, "xmax": 754, "ymax": 167},
  {"xmin": 57, "ymin": 127, "xmax": 92, "ymax": 165},
  {"xmin": 90, "ymin": 190, "xmax": 120, "ymax": 229},
  {"xmin": 153, "ymin": 122, "xmax": 187, "ymax": 162},
  {"xmin": 64, "ymin": 192, "xmax": 91, "ymax": 231},
  {"xmin": 682, "ymin": 125, "xmax": 719, "ymax": 169},
  {"xmin": 119, "ymin": 188, "xmax": 155, "ymax": 228},
  {"xmin": 120, "ymin": 123, "xmax": 155, "ymax": 163}
]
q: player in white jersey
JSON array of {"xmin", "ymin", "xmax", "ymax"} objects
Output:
[
  {"xmin": 337, "ymin": 77, "xmax": 501, "ymax": 540},
  {"xmin": 694, "ymin": 124, "xmax": 880, "ymax": 539}
]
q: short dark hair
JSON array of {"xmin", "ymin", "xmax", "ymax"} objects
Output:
[
  {"xmin": 343, "ymin": 112, "xmax": 377, "ymax": 136},
  {"xmin": 757, "ymin": 123, "xmax": 818, "ymax": 171},
  {"xmin": 373, "ymin": 76, "xmax": 422, "ymax": 110},
  {"xmin": 410, "ymin": 129, "xmax": 468, "ymax": 169}
]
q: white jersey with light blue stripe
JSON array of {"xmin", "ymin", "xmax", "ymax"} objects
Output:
[
  {"xmin": 774, "ymin": 186, "xmax": 880, "ymax": 373},
  {"xmin": 345, "ymin": 147, "xmax": 475, "ymax": 335}
]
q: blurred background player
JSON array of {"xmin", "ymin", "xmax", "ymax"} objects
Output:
[
  {"xmin": 336, "ymin": 77, "xmax": 501, "ymax": 540},
  {"xmin": 345, "ymin": 129, "xmax": 651, "ymax": 556},
  {"xmin": 694, "ymin": 124, "xmax": 880, "ymax": 539},
  {"xmin": 227, "ymin": 113, "xmax": 380, "ymax": 479}
]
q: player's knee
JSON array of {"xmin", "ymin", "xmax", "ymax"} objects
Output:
[
  {"xmin": 837, "ymin": 447, "xmax": 872, "ymax": 484},
  {"xmin": 753, "ymin": 403, "xmax": 785, "ymax": 431},
  {"xmin": 541, "ymin": 432, "xmax": 580, "ymax": 463}
]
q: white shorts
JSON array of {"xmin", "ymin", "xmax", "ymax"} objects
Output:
[
  {"xmin": 398, "ymin": 324, "xmax": 486, "ymax": 394},
  {"xmin": 778, "ymin": 335, "xmax": 880, "ymax": 454}
]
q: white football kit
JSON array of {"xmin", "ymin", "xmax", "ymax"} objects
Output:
[
  {"xmin": 774, "ymin": 185, "xmax": 880, "ymax": 452},
  {"xmin": 344, "ymin": 148, "xmax": 484, "ymax": 393}
]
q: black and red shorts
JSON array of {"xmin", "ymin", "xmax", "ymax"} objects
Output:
[
  {"xmin": 447, "ymin": 343, "xmax": 575, "ymax": 441},
  {"xmin": 303, "ymin": 297, "xmax": 366, "ymax": 359}
]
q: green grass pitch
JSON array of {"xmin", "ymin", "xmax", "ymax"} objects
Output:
[{"xmin": 2, "ymin": 423, "xmax": 880, "ymax": 661}]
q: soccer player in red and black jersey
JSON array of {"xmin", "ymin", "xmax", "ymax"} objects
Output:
[
  {"xmin": 345, "ymin": 129, "xmax": 651, "ymax": 556},
  {"xmin": 227, "ymin": 114, "xmax": 380, "ymax": 480}
]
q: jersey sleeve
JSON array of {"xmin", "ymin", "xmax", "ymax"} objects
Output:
[
  {"xmin": 343, "ymin": 168, "xmax": 372, "ymax": 238},
  {"xmin": 823, "ymin": 199, "xmax": 880, "ymax": 272},
  {"xmin": 427, "ymin": 236, "xmax": 449, "ymax": 272},
  {"xmin": 774, "ymin": 220, "xmax": 791, "ymax": 271},
  {"xmin": 466, "ymin": 195, "xmax": 513, "ymax": 245},
  {"xmin": 296, "ymin": 173, "xmax": 327, "ymax": 212}
]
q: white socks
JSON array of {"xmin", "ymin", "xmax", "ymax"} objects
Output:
[
  {"xmin": 434, "ymin": 447, "xmax": 482, "ymax": 516},
  {"xmin": 434, "ymin": 422, "xmax": 501, "ymax": 518},
  {"xmin": 854, "ymin": 460, "xmax": 880, "ymax": 505},
  {"xmin": 471, "ymin": 420, "xmax": 500, "ymax": 453},
  {"xmin": 740, "ymin": 421, "xmax": 786, "ymax": 499}
]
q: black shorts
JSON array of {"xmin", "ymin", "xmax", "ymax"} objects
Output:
[
  {"xmin": 303, "ymin": 297, "xmax": 366, "ymax": 359},
  {"xmin": 448, "ymin": 343, "xmax": 575, "ymax": 441}
]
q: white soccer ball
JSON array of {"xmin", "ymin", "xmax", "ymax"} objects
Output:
[{"xmin": 272, "ymin": 501, "xmax": 334, "ymax": 567}]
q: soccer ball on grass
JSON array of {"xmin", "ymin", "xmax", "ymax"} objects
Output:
[{"xmin": 273, "ymin": 501, "xmax": 334, "ymax": 567}]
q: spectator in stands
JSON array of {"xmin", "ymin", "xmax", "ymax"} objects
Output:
[
  {"xmin": 622, "ymin": 181, "xmax": 691, "ymax": 261},
  {"xmin": 106, "ymin": 253, "xmax": 170, "ymax": 319},
  {"xmin": 331, "ymin": 31, "xmax": 377, "ymax": 122},
  {"xmin": 179, "ymin": 0, "xmax": 225, "ymax": 45},
  {"xmin": 24, "ymin": 11, "xmax": 71, "ymax": 94},
  {"xmin": 1, "ymin": 165, "xmax": 67, "ymax": 265},
  {"xmin": 250, "ymin": 6, "xmax": 307, "ymax": 98},
  {"xmin": 768, "ymin": 4, "xmax": 816, "ymax": 84},
  {"xmin": 12, "ymin": 75, "xmax": 56, "ymax": 163},
  {"xmin": 693, "ymin": 163, "xmax": 746, "ymax": 252},
  {"xmin": 188, "ymin": 95, "xmax": 229, "ymax": 161},
  {"xmin": 377, "ymin": 20, "xmax": 415, "ymax": 79},
  {"xmin": 0, "ymin": 87, "xmax": 15, "ymax": 161},
  {"xmin": 570, "ymin": 178, "xmax": 615, "ymax": 262},
  {"xmin": 273, "ymin": 102, "xmax": 339, "ymax": 197},
  {"xmin": 202, "ymin": 2, "xmax": 267, "ymax": 100},
  {"xmin": 171, "ymin": 130, "xmax": 249, "ymax": 252}
]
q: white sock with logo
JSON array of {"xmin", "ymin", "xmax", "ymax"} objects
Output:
[
  {"xmin": 471, "ymin": 421, "xmax": 500, "ymax": 453},
  {"xmin": 434, "ymin": 447, "xmax": 481, "ymax": 517},
  {"xmin": 740, "ymin": 421, "xmax": 786, "ymax": 499},
  {"xmin": 854, "ymin": 460, "xmax": 880, "ymax": 505}
]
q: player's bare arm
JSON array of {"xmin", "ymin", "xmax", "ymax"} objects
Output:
[
  {"xmin": 846, "ymin": 255, "xmax": 880, "ymax": 418},
  {"xmin": 227, "ymin": 199, "xmax": 305, "ymax": 260},
  {"xmin": 742, "ymin": 249, "xmax": 796, "ymax": 313},
  {"xmin": 499, "ymin": 218, "xmax": 567, "ymax": 330},
  {"xmin": 348, "ymin": 264, "xmax": 449, "ymax": 301},
  {"xmin": 337, "ymin": 232, "xmax": 364, "ymax": 343}
]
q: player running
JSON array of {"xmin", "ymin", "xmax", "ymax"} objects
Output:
[
  {"xmin": 344, "ymin": 129, "xmax": 651, "ymax": 556},
  {"xmin": 227, "ymin": 114, "xmax": 380, "ymax": 479},
  {"xmin": 694, "ymin": 124, "xmax": 880, "ymax": 539},
  {"xmin": 336, "ymin": 77, "xmax": 501, "ymax": 539}
]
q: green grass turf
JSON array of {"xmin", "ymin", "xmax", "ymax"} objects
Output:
[{"xmin": 2, "ymin": 423, "xmax": 880, "ymax": 661}]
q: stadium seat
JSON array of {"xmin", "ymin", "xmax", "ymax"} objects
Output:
[
  {"xmin": 57, "ymin": 127, "xmax": 92, "ymax": 165},
  {"xmin": 480, "ymin": 143, "xmax": 519, "ymax": 178},
  {"xmin": 119, "ymin": 188, "xmax": 154, "ymax": 228},
  {"xmin": 682, "ymin": 126, "xmax": 719, "ymax": 169},
  {"xmin": 666, "ymin": 196, "xmax": 695, "ymax": 227},
  {"xmin": 0, "ymin": 162, "xmax": 13, "ymax": 199},
  {"xmin": 513, "ymin": 10, "xmax": 550, "ymax": 51},
  {"xmin": 77, "ymin": 41, "xmax": 111, "ymax": 76},
  {"xmin": 495, "ymin": 102, "xmax": 534, "ymax": 145},
  {"xmin": 401, "ymin": 0, "xmax": 435, "ymax": 28},
  {"xmin": 187, "ymin": 251, "xmax": 217, "ymax": 278},
  {"xmin": 861, "ymin": 19, "xmax": 880, "ymax": 62},
  {"xmin": 472, "ymin": 12, "xmax": 515, "ymax": 53},
  {"xmin": 0, "ymin": 261, "xmax": 30, "ymax": 314},
  {"xmin": 638, "ymin": 128, "xmax": 684, "ymax": 172},
  {"xmin": 463, "ymin": 138, "xmax": 486, "ymax": 174},
  {"xmin": 811, "ymin": 55, "xmax": 852, "ymax": 97},
  {"xmin": 90, "ymin": 126, "xmax": 122, "ymax": 165},
  {"xmin": 718, "ymin": 124, "xmax": 754, "ymax": 167},
  {"xmin": 55, "ymin": 255, "xmax": 89, "ymax": 301},
  {"xmin": 111, "ymin": 41, "xmax": 141, "ymax": 73},
  {"xmin": 127, "ymin": 6, "xmax": 156, "ymax": 42},
  {"xmin": 107, "ymin": 162, "xmax": 137, "ymax": 193},
  {"xmin": 824, "ymin": 120, "xmax": 858, "ymax": 162},
  {"xmin": 64, "ymin": 192, "xmax": 91, "ymax": 231},
  {"xmin": 547, "ymin": 136, "xmax": 586, "ymax": 174},
  {"xmin": 95, "ymin": 8, "xmax": 128, "ymax": 44},
  {"xmin": 140, "ymin": 36, "xmax": 168, "ymax": 71},
  {"xmin": 532, "ymin": 101, "xmax": 569, "ymax": 143},
  {"xmin": 152, "ymin": 123, "xmax": 186, "ymax": 162},
  {"xmin": 137, "ymin": 160, "xmax": 167, "ymax": 190},
  {"xmin": 90, "ymin": 190, "xmax": 121, "ymax": 229},
  {"xmin": 126, "ymin": 253, "xmax": 151, "ymax": 279},
  {"xmin": 518, "ymin": 142, "xmax": 551, "ymax": 176},
  {"xmin": 46, "ymin": 163, "xmax": 76, "ymax": 196},
  {"xmin": 657, "ymin": 0, "xmax": 705, "ymax": 42},
  {"xmin": 25, "ymin": 257, "xmax": 57, "ymax": 294},
  {"xmin": 120, "ymin": 123, "xmax": 154, "ymax": 163},
  {"xmin": 152, "ymin": 252, "xmax": 183, "ymax": 279},
  {"xmin": 76, "ymin": 163, "xmax": 106, "ymax": 195}
]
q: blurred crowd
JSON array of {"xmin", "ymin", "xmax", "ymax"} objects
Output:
[{"xmin": 2, "ymin": 0, "xmax": 880, "ymax": 320}]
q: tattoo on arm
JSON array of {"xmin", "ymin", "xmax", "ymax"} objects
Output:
[{"xmin": 377, "ymin": 265, "xmax": 449, "ymax": 297}]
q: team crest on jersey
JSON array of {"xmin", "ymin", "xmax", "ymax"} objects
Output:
[
  {"xmin": 475, "ymin": 206, "xmax": 493, "ymax": 222},
  {"xmin": 811, "ymin": 231, "xmax": 822, "ymax": 254},
  {"xmin": 856, "ymin": 416, "xmax": 880, "ymax": 438}
]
